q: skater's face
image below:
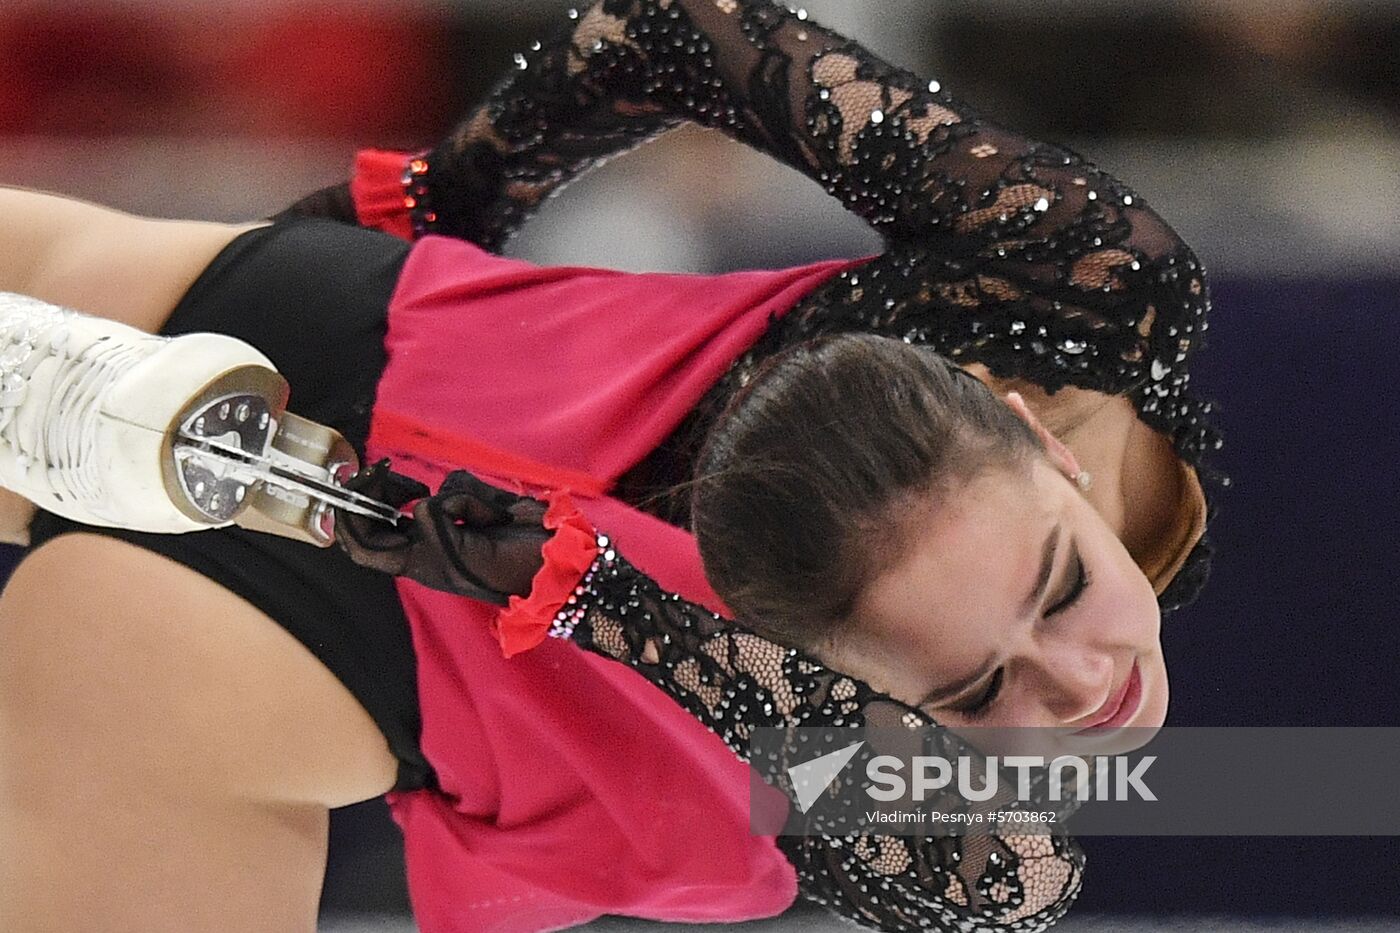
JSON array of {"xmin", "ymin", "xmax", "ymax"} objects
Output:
[{"xmin": 823, "ymin": 455, "xmax": 1167, "ymax": 758}]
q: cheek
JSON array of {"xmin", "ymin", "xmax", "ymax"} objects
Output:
[
  {"xmin": 1088, "ymin": 534, "xmax": 1163, "ymax": 647},
  {"xmin": 1139, "ymin": 648, "xmax": 1171, "ymax": 730}
]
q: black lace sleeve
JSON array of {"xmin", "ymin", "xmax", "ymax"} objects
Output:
[
  {"xmin": 421, "ymin": 0, "xmax": 1224, "ymax": 500},
  {"xmin": 542, "ymin": 530, "xmax": 1084, "ymax": 932}
]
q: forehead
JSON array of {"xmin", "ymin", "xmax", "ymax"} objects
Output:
[{"xmin": 852, "ymin": 466, "xmax": 1052, "ymax": 649}]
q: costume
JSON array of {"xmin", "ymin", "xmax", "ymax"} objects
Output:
[
  {"xmin": 16, "ymin": 1, "xmax": 1227, "ymax": 929},
  {"xmin": 335, "ymin": 2, "xmax": 1227, "ymax": 930},
  {"xmin": 361, "ymin": 0, "xmax": 1224, "ymax": 607}
]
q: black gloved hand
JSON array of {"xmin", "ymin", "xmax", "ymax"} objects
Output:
[{"xmin": 335, "ymin": 461, "xmax": 551, "ymax": 605}]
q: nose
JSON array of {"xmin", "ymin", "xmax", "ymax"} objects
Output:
[{"xmin": 1026, "ymin": 639, "xmax": 1116, "ymax": 726}]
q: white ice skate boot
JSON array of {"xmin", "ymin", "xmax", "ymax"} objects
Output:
[{"xmin": 0, "ymin": 292, "xmax": 397, "ymax": 546}]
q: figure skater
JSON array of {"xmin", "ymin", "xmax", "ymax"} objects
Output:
[{"xmin": 0, "ymin": 1, "xmax": 1224, "ymax": 931}]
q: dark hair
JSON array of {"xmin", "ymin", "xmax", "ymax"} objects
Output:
[{"xmin": 691, "ymin": 333, "xmax": 1042, "ymax": 650}]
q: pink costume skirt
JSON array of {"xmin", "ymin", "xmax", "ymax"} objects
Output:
[{"xmin": 357, "ymin": 147, "xmax": 863, "ymax": 933}]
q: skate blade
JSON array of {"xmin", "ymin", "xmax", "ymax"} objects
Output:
[
  {"xmin": 165, "ymin": 367, "xmax": 369, "ymax": 547},
  {"xmin": 231, "ymin": 411, "xmax": 360, "ymax": 547}
]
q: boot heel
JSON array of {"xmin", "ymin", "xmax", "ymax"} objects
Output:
[{"xmin": 166, "ymin": 364, "xmax": 290, "ymax": 526}]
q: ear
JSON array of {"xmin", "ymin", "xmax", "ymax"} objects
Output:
[{"xmin": 1003, "ymin": 391, "xmax": 1084, "ymax": 482}]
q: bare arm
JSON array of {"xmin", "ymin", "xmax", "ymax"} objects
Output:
[{"xmin": 0, "ymin": 186, "xmax": 267, "ymax": 543}]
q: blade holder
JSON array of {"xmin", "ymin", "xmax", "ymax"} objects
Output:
[
  {"xmin": 173, "ymin": 393, "xmax": 401, "ymax": 537},
  {"xmin": 173, "ymin": 393, "xmax": 275, "ymax": 523}
]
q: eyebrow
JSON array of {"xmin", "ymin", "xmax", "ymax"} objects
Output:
[{"xmin": 916, "ymin": 521, "xmax": 1061, "ymax": 710}]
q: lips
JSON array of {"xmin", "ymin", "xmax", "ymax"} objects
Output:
[{"xmin": 1074, "ymin": 660, "xmax": 1142, "ymax": 733}]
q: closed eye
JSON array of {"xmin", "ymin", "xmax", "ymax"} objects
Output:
[
  {"xmin": 1046, "ymin": 543, "xmax": 1090, "ymax": 617},
  {"xmin": 955, "ymin": 667, "xmax": 1003, "ymax": 718},
  {"xmin": 952, "ymin": 545, "xmax": 1092, "ymax": 719}
]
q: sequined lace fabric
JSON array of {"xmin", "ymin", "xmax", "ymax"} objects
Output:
[
  {"xmin": 411, "ymin": 0, "xmax": 1233, "ymax": 928},
  {"xmin": 548, "ymin": 531, "xmax": 1085, "ymax": 931},
  {"xmin": 421, "ymin": 0, "xmax": 1226, "ymax": 615}
]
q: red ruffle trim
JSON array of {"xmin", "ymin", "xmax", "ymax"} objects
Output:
[
  {"xmin": 350, "ymin": 148, "xmax": 419, "ymax": 241},
  {"xmin": 492, "ymin": 490, "xmax": 601, "ymax": 659}
]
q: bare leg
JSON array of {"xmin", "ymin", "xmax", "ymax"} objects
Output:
[{"xmin": 0, "ymin": 533, "xmax": 400, "ymax": 933}]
